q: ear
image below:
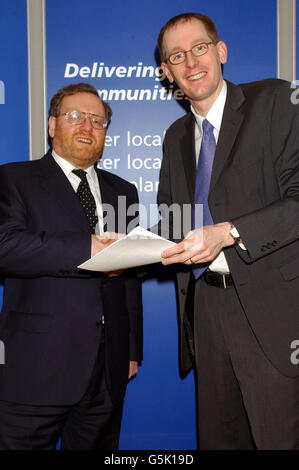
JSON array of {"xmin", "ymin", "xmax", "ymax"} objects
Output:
[
  {"xmin": 216, "ymin": 41, "xmax": 228, "ymax": 65},
  {"xmin": 48, "ymin": 116, "xmax": 56, "ymax": 138},
  {"xmin": 161, "ymin": 61, "xmax": 175, "ymax": 83}
]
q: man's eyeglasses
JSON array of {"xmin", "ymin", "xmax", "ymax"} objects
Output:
[
  {"xmin": 166, "ymin": 42, "xmax": 214, "ymax": 65},
  {"xmin": 58, "ymin": 110, "xmax": 108, "ymax": 130}
]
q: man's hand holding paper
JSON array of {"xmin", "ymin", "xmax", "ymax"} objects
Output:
[{"xmin": 80, "ymin": 227, "xmax": 175, "ymax": 272}]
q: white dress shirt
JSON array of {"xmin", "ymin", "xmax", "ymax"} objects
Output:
[
  {"xmin": 52, "ymin": 150, "xmax": 104, "ymax": 235},
  {"xmin": 191, "ymin": 80, "xmax": 231, "ymax": 274}
]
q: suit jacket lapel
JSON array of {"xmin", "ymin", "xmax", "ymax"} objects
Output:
[
  {"xmin": 180, "ymin": 113, "xmax": 196, "ymax": 204},
  {"xmin": 210, "ymin": 81, "xmax": 246, "ymax": 192},
  {"xmin": 97, "ymin": 169, "xmax": 117, "ymax": 208},
  {"xmin": 37, "ymin": 151, "xmax": 91, "ymax": 232},
  {"xmin": 95, "ymin": 168, "xmax": 120, "ymax": 232}
]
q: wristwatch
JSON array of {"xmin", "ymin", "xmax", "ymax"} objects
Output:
[{"xmin": 229, "ymin": 222, "xmax": 242, "ymax": 244}]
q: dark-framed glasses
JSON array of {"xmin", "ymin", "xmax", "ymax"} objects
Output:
[
  {"xmin": 167, "ymin": 42, "xmax": 214, "ymax": 65},
  {"xmin": 59, "ymin": 110, "xmax": 108, "ymax": 130}
]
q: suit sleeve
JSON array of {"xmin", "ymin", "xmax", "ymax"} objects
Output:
[
  {"xmin": 0, "ymin": 164, "xmax": 91, "ymax": 277},
  {"xmin": 232, "ymin": 81, "xmax": 299, "ymax": 262}
]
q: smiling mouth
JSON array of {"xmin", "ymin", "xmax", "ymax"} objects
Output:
[
  {"xmin": 76, "ymin": 137, "xmax": 93, "ymax": 144},
  {"xmin": 188, "ymin": 72, "xmax": 207, "ymax": 81}
]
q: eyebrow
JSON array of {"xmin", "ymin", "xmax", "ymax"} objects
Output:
[
  {"xmin": 62, "ymin": 109, "xmax": 104, "ymax": 118},
  {"xmin": 169, "ymin": 39, "xmax": 210, "ymax": 54}
]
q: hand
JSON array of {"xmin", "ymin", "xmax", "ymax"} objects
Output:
[
  {"xmin": 103, "ymin": 269, "xmax": 124, "ymax": 277},
  {"xmin": 128, "ymin": 361, "xmax": 138, "ymax": 379},
  {"xmin": 91, "ymin": 232, "xmax": 124, "ymax": 257},
  {"xmin": 161, "ymin": 222, "xmax": 234, "ymax": 266}
]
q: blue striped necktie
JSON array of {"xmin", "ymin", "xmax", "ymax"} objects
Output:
[{"xmin": 192, "ymin": 119, "xmax": 216, "ymax": 279}]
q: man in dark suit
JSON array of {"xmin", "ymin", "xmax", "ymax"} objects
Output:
[
  {"xmin": 0, "ymin": 82, "xmax": 142, "ymax": 450},
  {"xmin": 156, "ymin": 13, "xmax": 299, "ymax": 449}
]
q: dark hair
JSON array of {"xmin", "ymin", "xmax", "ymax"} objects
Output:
[
  {"xmin": 49, "ymin": 82, "xmax": 112, "ymax": 122},
  {"xmin": 157, "ymin": 13, "xmax": 220, "ymax": 62}
]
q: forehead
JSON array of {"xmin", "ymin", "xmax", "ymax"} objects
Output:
[
  {"xmin": 163, "ymin": 19, "xmax": 210, "ymax": 52},
  {"xmin": 60, "ymin": 92, "xmax": 104, "ymax": 114}
]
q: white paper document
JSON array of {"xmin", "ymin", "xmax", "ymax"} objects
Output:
[{"xmin": 78, "ymin": 226, "xmax": 175, "ymax": 272}]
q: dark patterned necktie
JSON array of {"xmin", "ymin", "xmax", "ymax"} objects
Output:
[
  {"xmin": 192, "ymin": 119, "xmax": 216, "ymax": 279},
  {"xmin": 72, "ymin": 169, "xmax": 98, "ymax": 232}
]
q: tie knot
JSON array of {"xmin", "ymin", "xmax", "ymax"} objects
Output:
[
  {"xmin": 72, "ymin": 169, "xmax": 87, "ymax": 181},
  {"xmin": 202, "ymin": 119, "xmax": 214, "ymax": 135}
]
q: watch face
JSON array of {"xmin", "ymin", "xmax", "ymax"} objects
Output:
[{"xmin": 230, "ymin": 225, "xmax": 241, "ymax": 243}]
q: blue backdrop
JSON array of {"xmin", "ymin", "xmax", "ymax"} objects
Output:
[
  {"xmin": 0, "ymin": 1, "xmax": 28, "ymax": 312},
  {"xmin": 46, "ymin": 0, "xmax": 277, "ymax": 450},
  {"xmin": 1, "ymin": 0, "xmax": 280, "ymax": 450}
]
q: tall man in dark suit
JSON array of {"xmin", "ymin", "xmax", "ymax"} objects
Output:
[
  {"xmin": 0, "ymin": 83, "xmax": 142, "ymax": 450},
  {"xmin": 157, "ymin": 13, "xmax": 299, "ymax": 449}
]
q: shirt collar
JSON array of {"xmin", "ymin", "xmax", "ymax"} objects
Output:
[
  {"xmin": 191, "ymin": 80, "xmax": 227, "ymax": 134},
  {"xmin": 51, "ymin": 149, "xmax": 98, "ymax": 182}
]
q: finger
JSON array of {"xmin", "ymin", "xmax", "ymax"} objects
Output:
[
  {"xmin": 162, "ymin": 252, "xmax": 191, "ymax": 265},
  {"xmin": 98, "ymin": 232, "xmax": 125, "ymax": 242},
  {"xmin": 99, "ymin": 232, "xmax": 117, "ymax": 242},
  {"xmin": 95, "ymin": 236, "xmax": 114, "ymax": 245},
  {"xmin": 183, "ymin": 248, "xmax": 215, "ymax": 265},
  {"xmin": 104, "ymin": 270, "xmax": 123, "ymax": 277},
  {"xmin": 161, "ymin": 242, "xmax": 185, "ymax": 258},
  {"xmin": 162, "ymin": 245, "xmax": 201, "ymax": 264},
  {"xmin": 128, "ymin": 363, "xmax": 138, "ymax": 379},
  {"xmin": 186, "ymin": 256, "xmax": 200, "ymax": 265}
]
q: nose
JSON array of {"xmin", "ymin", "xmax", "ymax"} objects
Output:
[
  {"xmin": 80, "ymin": 114, "xmax": 93, "ymax": 131},
  {"xmin": 185, "ymin": 50, "xmax": 197, "ymax": 68}
]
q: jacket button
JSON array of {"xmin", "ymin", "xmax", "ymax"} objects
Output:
[
  {"xmin": 96, "ymin": 320, "xmax": 102, "ymax": 327},
  {"xmin": 181, "ymin": 288, "xmax": 186, "ymax": 295}
]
